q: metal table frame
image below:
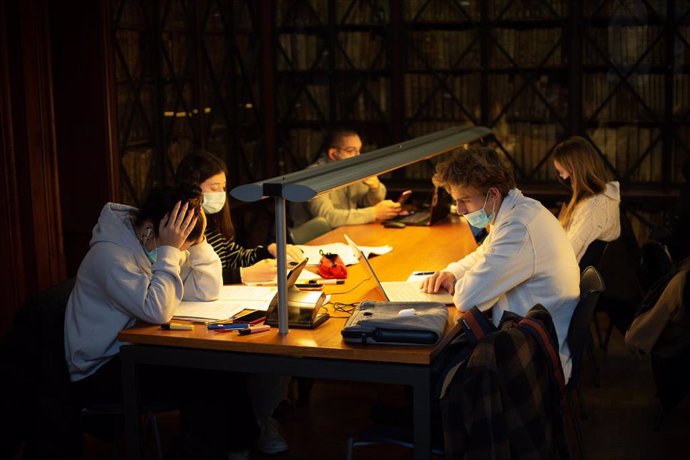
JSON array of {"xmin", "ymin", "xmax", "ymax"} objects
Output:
[{"xmin": 121, "ymin": 344, "xmax": 435, "ymax": 460}]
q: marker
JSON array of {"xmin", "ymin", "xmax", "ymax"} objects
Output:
[
  {"xmin": 306, "ymin": 279, "xmax": 344, "ymax": 285},
  {"xmin": 238, "ymin": 325, "xmax": 271, "ymax": 335},
  {"xmin": 161, "ymin": 322, "xmax": 193, "ymax": 331},
  {"xmin": 295, "ymin": 284, "xmax": 323, "ymax": 290},
  {"xmin": 208, "ymin": 323, "xmax": 249, "ymax": 330}
]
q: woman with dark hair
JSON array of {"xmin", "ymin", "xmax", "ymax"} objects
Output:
[
  {"xmin": 176, "ymin": 150, "xmax": 303, "ymax": 284},
  {"xmin": 64, "ymin": 184, "xmax": 257, "ymax": 459},
  {"xmin": 176, "ymin": 150, "xmax": 294, "ymax": 454},
  {"xmin": 552, "ymin": 136, "xmax": 621, "ymax": 262}
]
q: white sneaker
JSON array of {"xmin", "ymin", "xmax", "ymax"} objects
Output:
[
  {"xmin": 227, "ymin": 448, "xmax": 250, "ymax": 460},
  {"xmin": 256, "ymin": 417, "xmax": 288, "ymax": 454}
]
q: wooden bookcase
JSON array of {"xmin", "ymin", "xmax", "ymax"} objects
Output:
[
  {"xmin": 108, "ymin": 0, "xmax": 690, "ymax": 243},
  {"xmin": 111, "ymin": 0, "xmax": 264, "ymax": 205}
]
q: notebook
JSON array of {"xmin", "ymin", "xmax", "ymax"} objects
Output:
[
  {"xmin": 395, "ymin": 186, "xmax": 449, "ymax": 226},
  {"xmin": 344, "ymin": 235, "xmax": 455, "ymax": 305},
  {"xmin": 265, "ymin": 258, "xmax": 330, "ymax": 329}
]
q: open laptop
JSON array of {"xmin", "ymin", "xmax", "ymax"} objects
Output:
[
  {"xmin": 265, "ymin": 258, "xmax": 330, "ymax": 329},
  {"xmin": 394, "ymin": 186, "xmax": 449, "ymax": 226},
  {"xmin": 344, "ymin": 235, "xmax": 455, "ymax": 305}
]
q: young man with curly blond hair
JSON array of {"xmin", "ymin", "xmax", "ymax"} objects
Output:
[{"xmin": 422, "ymin": 146, "xmax": 580, "ymax": 381}]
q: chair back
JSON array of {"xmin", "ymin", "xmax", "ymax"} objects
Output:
[
  {"xmin": 568, "ymin": 266, "xmax": 605, "ymax": 386},
  {"xmin": 290, "ymin": 216, "xmax": 332, "ymax": 244},
  {"xmin": 0, "ymin": 277, "xmax": 81, "ymax": 459},
  {"xmin": 638, "ymin": 240, "xmax": 674, "ymax": 291},
  {"xmin": 579, "ymin": 239, "xmax": 608, "ymax": 273}
]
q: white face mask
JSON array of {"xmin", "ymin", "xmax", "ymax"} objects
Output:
[{"xmin": 202, "ymin": 191, "xmax": 226, "ymax": 214}]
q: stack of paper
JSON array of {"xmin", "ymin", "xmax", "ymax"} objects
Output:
[
  {"xmin": 298, "ymin": 238, "xmax": 392, "ymax": 266},
  {"xmin": 173, "ymin": 285, "xmax": 277, "ymax": 322}
]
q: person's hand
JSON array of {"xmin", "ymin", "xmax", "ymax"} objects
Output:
[
  {"xmin": 363, "ymin": 175, "xmax": 380, "ymax": 189},
  {"xmin": 240, "ymin": 259, "xmax": 278, "ymax": 284},
  {"xmin": 373, "ymin": 200, "xmax": 401, "ymax": 221},
  {"xmin": 158, "ymin": 201, "xmax": 198, "ymax": 250},
  {"xmin": 267, "ymin": 243, "xmax": 305, "ymax": 264},
  {"xmin": 421, "ymin": 271, "xmax": 456, "ymax": 295}
]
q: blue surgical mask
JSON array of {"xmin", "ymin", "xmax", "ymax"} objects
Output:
[
  {"xmin": 202, "ymin": 191, "xmax": 226, "ymax": 214},
  {"xmin": 462, "ymin": 191, "xmax": 495, "ymax": 228},
  {"xmin": 140, "ymin": 228, "xmax": 158, "ymax": 264},
  {"xmin": 145, "ymin": 247, "xmax": 158, "ymax": 264}
]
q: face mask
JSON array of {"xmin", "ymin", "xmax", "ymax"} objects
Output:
[
  {"xmin": 462, "ymin": 191, "xmax": 496, "ymax": 229},
  {"xmin": 202, "ymin": 191, "xmax": 226, "ymax": 214},
  {"xmin": 145, "ymin": 247, "xmax": 158, "ymax": 264},
  {"xmin": 140, "ymin": 227, "xmax": 157, "ymax": 264}
]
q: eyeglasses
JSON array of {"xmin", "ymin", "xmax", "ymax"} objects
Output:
[{"xmin": 332, "ymin": 146, "xmax": 361, "ymax": 156}]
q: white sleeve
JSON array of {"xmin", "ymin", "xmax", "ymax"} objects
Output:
[
  {"xmin": 105, "ymin": 245, "xmax": 184, "ymax": 324},
  {"xmin": 179, "ymin": 240, "xmax": 223, "ymax": 301},
  {"xmin": 566, "ymin": 197, "xmax": 607, "ymax": 262},
  {"xmin": 452, "ymin": 220, "xmax": 535, "ymax": 311}
]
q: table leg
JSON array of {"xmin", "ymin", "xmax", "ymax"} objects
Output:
[
  {"xmin": 122, "ymin": 348, "xmax": 143, "ymax": 460},
  {"xmin": 412, "ymin": 372, "xmax": 433, "ymax": 460}
]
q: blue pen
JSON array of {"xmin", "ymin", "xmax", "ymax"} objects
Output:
[
  {"xmin": 208, "ymin": 323, "xmax": 249, "ymax": 330},
  {"xmin": 414, "ymin": 271, "xmax": 434, "ymax": 276}
]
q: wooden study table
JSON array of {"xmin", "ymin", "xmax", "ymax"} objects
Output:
[{"xmin": 119, "ymin": 216, "xmax": 477, "ymax": 460}]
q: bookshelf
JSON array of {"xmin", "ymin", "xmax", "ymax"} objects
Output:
[
  {"xmin": 111, "ymin": 0, "xmax": 263, "ymax": 206},
  {"xmin": 108, "ymin": 0, "xmax": 690, "ymax": 244},
  {"xmin": 274, "ymin": 0, "xmax": 393, "ymax": 174}
]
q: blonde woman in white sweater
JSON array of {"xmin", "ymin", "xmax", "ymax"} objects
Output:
[{"xmin": 552, "ymin": 136, "xmax": 621, "ymax": 263}]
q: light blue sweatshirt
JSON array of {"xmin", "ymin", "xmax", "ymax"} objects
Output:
[{"xmin": 64, "ymin": 203, "xmax": 221, "ymax": 382}]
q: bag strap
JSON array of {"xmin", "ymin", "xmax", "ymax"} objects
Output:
[
  {"xmin": 519, "ymin": 317, "xmax": 566, "ymax": 396},
  {"xmin": 459, "ymin": 306, "xmax": 494, "ymax": 346}
]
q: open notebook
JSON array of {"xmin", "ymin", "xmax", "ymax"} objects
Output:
[{"xmin": 344, "ymin": 234, "xmax": 455, "ymax": 305}]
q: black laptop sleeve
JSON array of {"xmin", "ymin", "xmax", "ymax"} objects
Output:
[{"xmin": 341, "ymin": 301, "xmax": 448, "ymax": 345}]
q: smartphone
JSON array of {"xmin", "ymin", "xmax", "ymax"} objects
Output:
[
  {"xmin": 397, "ymin": 189, "xmax": 412, "ymax": 204},
  {"xmin": 232, "ymin": 310, "xmax": 266, "ymax": 325}
]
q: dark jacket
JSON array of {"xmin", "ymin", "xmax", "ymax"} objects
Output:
[{"xmin": 440, "ymin": 305, "xmax": 566, "ymax": 460}]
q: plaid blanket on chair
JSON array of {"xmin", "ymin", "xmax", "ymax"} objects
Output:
[{"xmin": 440, "ymin": 304, "xmax": 568, "ymax": 459}]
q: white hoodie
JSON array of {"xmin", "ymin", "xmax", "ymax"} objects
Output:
[
  {"xmin": 64, "ymin": 203, "xmax": 222, "ymax": 382},
  {"xmin": 566, "ymin": 181, "xmax": 621, "ymax": 262}
]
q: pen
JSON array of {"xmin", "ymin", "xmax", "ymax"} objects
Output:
[
  {"xmin": 295, "ymin": 284, "xmax": 323, "ymax": 290},
  {"xmin": 238, "ymin": 325, "xmax": 271, "ymax": 335},
  {"xmin": 307, "ymin": 279, "xmax": 344, "ymax": 285},
  {"xmin": 161, "ymin": 322, "xmax": 193, "ymax": 331},
  {"xmin": 207, "ymin": 323, "xmax": 249, "ymax": 330},
  {"xmin": 413, "ymin": 271, "xmax": 434, "ymax": 276}
]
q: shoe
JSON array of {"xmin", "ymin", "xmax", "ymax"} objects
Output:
[
  {"xmin": 227, "ymin": 448, "xmax": 250, "ymax": 460},
  {"xmin": 255, "ymin": 417, "xmax": 288, "ymax": 454}
]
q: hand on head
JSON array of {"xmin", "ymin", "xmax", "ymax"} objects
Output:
[
  {"xmin": 374, "ymin": 200, "xmax": 402, "ymax": 221},
  {"xmin": 158, "ymin": 201, "xmax": 199, "ymax": 250},
  {"xmin": 421, "ymin": 271, "xmax": 456, "ymax": 295}
]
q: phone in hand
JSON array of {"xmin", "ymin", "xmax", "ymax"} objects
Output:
[
  {"xmin": 232, "ymin": 310, "xmax": 266, "ymax": 325},
  {"xmin": 397, "ymin": 189, "xmax": 412, "ymax": 204}
]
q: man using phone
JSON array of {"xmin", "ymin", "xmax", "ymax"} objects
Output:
[{"xmin": 290, "ymin": 127, "xmax": 401, "ymax": 228}]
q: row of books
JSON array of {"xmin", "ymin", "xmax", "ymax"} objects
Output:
[
  {"xmin": 583, "ymin": 73, "xmax": 665, "ymax": 120},
  {"xmin": 405, "ymin": 0, "xmax": 567, "ymax": 22},
  {"xmin": 583, "ymin": 26, "xmax": 666, "ymax": 67},
  {"xmin": 588, "ymin": 126, "xmax": 664, "ymax": 183},
  {"xmin": 487, "ymin": 74, "xmax": 567, "ymax": 120},
  {"xmin": 489, "ymin": 27, "xmax": 563, "ymax": 68},
  {"xmin": 583, "ymin": 0, "xmax": 668, "ymax": 19},
  {"xmin": 276, "ymin": 0, "xmax": 391, "ymax": 28},
  {"xmin": 404, "ymin": 73, "xmax": 480, "ymax": 120},
  {"xmin": 276, "ymin": 78, "xmax": 389, "ymax": 121},
  {"xmin": 274, "ymin": 25, "xmax": 686, "ymax": 74}
]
